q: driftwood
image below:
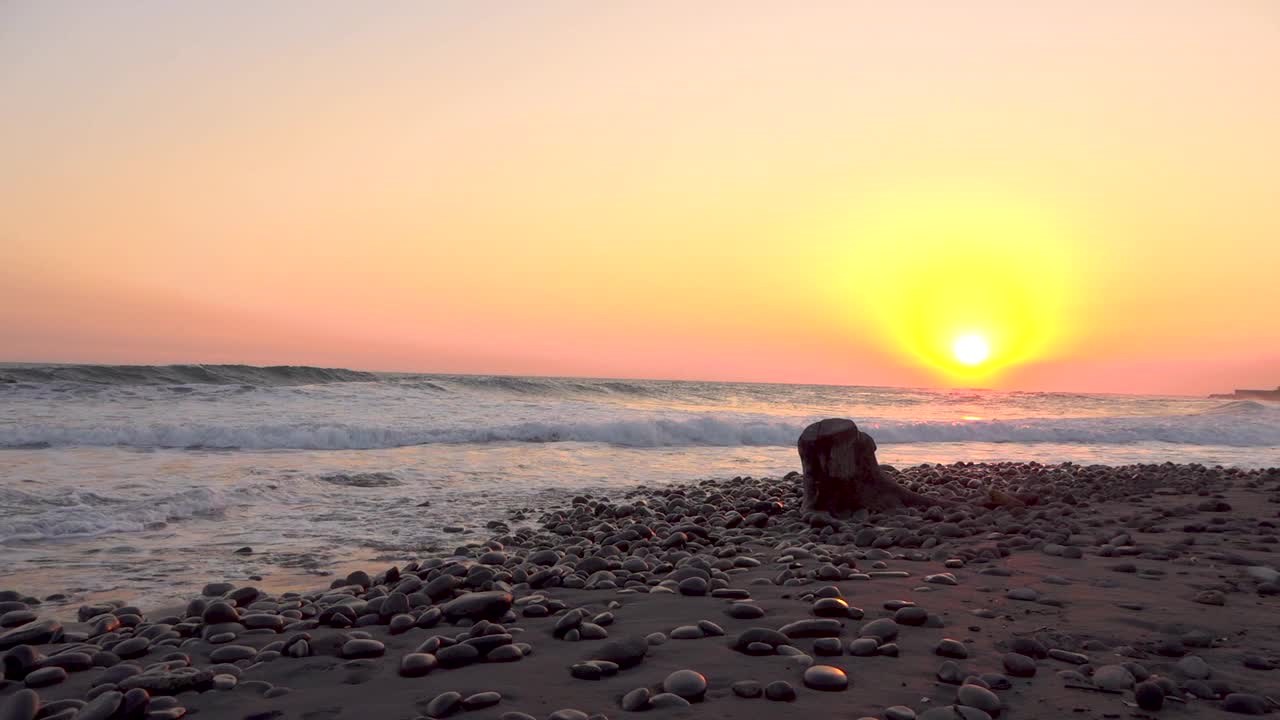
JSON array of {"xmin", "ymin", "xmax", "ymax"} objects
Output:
[{"xmin": 799, "ymin": 418, "xmax": 955, "ymax": 515}]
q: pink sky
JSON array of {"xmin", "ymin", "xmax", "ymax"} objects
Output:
[{"xmin": 2, "ymin": 2, "xmax": 1278, "ymax": 395}]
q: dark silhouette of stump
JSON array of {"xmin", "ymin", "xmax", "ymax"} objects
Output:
[{"xmin": 799, "ymin": 418, "xmax": 953, "ymax": 514}]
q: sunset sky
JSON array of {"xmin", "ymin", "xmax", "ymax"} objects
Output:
[{"xmin": 2, "ymin": 2, "xmax": 1278, "ymax": 395}]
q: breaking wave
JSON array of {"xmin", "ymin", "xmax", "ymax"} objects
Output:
[
  {"xmin": 316, "ymin": 471, "xmax": 404, "ymax": 487},
  {"xmin": 2, "ymin": 412, "xmax": 1277, "ymax": 450},
  {"xmin": 0, "ymin": 364, "xmax": 379, "ymax": 386},
  {"xmin": 0, "ymin": 487, "xmax": 235, "ymax": 544}
]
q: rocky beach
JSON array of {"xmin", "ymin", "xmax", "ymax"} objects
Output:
[{"xmin": 4, "ymin": 421, "xmax": 1280, "ymax": 720}]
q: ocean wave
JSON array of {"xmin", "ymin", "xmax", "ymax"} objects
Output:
[
  {"xmin": 2, "ymin": 413, "xmax": 1277, "ymax": 450},
  {"xmin": 1195, "ymin": 400, "xmax": 1270, "ymax": 415},
  {"xmin": 0, "ymin": 487, "xmax": 233, "ymax": 544},
  {"xmin": 316, "ymin": 471, "xmax": 404, "ymax": 487},
  {"xmin": 0, "ymin": 363, "xmax": 379, "ymax": 387}
]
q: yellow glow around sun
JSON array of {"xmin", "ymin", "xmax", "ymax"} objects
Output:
[{"xmin": 820, "ymin": 186, "xmax": 1076, "ymax": 384}]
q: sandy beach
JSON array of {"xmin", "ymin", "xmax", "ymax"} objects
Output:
[{"xmin": 5, "ymin": 459, "xmax": 1280, "ymax": 720}]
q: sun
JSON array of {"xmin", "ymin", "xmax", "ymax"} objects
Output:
[{"xmin": 952, "ymin": 334, "xmax": 990, "ymax": 366}]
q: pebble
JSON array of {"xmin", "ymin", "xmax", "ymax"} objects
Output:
[
  {"xmin": 894, "ymin": 606, "xmax": 929, "ymax": 626},
  {"xmin": 956, "ymin": 684, "xmax": 1001, "ymax": 714},
  {"xmin": 764, "ymin": 680, "xmax": 796, "ymax": 701},
  {"xmin": 663, "ymin": 669, "xmax": 707, "ymax": 700},
  {"xmin": 462, "ymin": 692, "xmax": 501, "ymax": 710},
  {"xmin": 596, "ymin": 636, "xmax": 648, "ymax": 668},
  {"xmin": 1223, "ymin": 693, "xmax": 1268, "ymax": 715},
  {"xmin": 341, "ymin": 639, "xmax": 385, "ymax": 659},
  {"xmin": 440, "ymin": 591, "xmax": 513, "ymax": 622},
  {"xmin": 726, "ymin": 603, "xmax": 765, "ymax": 620},
  {"xmin": 859, "ymin": 618, "xmax": 899, "ymax": 642},
  {"xmin": 75, "ymin": 691, "xmax": 123, "ymax": 720},
  {"xmin": 802, "ymin": 664, "xmax": 848, "ymax": 691},
  {"xmin": 1003, "ymin": 652, "xmax": 1036, "ymax": 677},
  {"xmin": 426, "ymin": 691, "xmax": 462, "ymax": 718},
  {"xmin": 649, "ymin": 692, "xmax": 691, "ymax": 709},
  {"xmin": 621, "ymin": 687, "xmax": 651, "ymax": 711},
  {"xmin": 400, "ymin": 653, "xmax": 438, "ymax": 677},
  {"xmin": 936, "ymin": 639, "xmax": 969, "ymax": 659},
  {"xmin": 23, "ymin": 666, "xmax": 67, "ymax": 687},
  {"xmin": 731, "ymin": 680, "xmax": 762, "ymax": 698},
  {"xmin": 1091, "ymin": 664, "xmax": 1135, "ymax": 690},
  {"xmin": 1134, "ymin": 681, "xmax": 1164, "ymax": 710},
  {"xmin": 0, "ymin": 689, "xmax": 39, "ymax": 720},
  {"xmin": 436, "ymin": 643, "xmax": 480, "ymax": 668}
]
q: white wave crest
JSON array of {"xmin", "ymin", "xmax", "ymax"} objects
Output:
[
  {"xmin": 0, "ymin": 487, "xmax": 233, "ymax": 544},
  {"xmin": 2, "ymin": 412, "xmax": 1277, "ymax": 450}
]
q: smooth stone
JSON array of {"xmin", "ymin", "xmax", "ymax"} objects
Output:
[
  {"xmin": 813, "ymin": 637, "xmax": 843, "ymax": 656},
  {"xmin": 764, "ymin": 680, "xmax": 796, "ymax": 701},
  {"xmin": 849, "ymin": 638, "xmax": 879, "ymax": 656},
  {"xmin": 1135, "ymin": 681, "xmax": 1164, "ymax": 710},
  {"xmin": 731, "ymin": 680, "xmax": 762, "ymax": 698},
  {"xmin": 200, "ymin": 602, "xmax": 239, "ymax": 625},
  {"xmin": 779, "ymin": 619, "xmax": 843, "ymax": 638},
  {"xmin": 937, "ymin": 660, "xmax": 966, "ymax": 685},
  {"xmin": 663, "ymin": 669, "xmax": 707, "ymax": 700},
  {"xmin": 436, "ymin": 643, "xmax": 481, "ymax": 668},
  {"xmin": 936, "ymin": 639, "xmax": 969, "ymax": 659},
  {"xmin": 74, "ymin": 690, "xmax": 123, "ymax": 720},
  {"xmin": 1092, "ymin": 664, "xmax": 1135, "ymax": 690},
  {"xmin": 462, "ymin": 692, "xmax": 501, "ymax": 710},
  {"xmin": 440, "ymin": 591, "xmax": 513, "ymax": 622},
  {"xmin": 426, "ymin": 691, "xmax": 463, "ymax": 718},
  {"xmin": 24, "ymin": 666, "xmax": 67, "ymax": 687},
  {"xmin": 1223, "ymin": 693, "xmax": 1268, "ymax": 715},
  {"xmin": 894, "ymin": 606, "xmax": 929, "ymax": 626},
  {"xmin": 956, "ymin": 684, "xmax": 1001, "ymax": 714},
  {"xmin": 726, "ymin": 603, "xmax": 765, "ymax": 620},
  {"xmin": 486, "ymin": 644, "xmax": 524, "ymax": 662},
  {"xmin": 677, "ymin": 577, "xmax": 708, "ymax": 596},
  {"xmin": 595, "ymin": 636, "xmax": 648, "ymax": 668},
  {"xmin": 1003, "ymin": 652, "xmax": 1036, "ymax": 677},
  {"xmin": 621, "ymin": 687, "xmax": 651, "ymax": 711},
  {"xmin": 1177, "ymin": 655, "xmax": 1211, "ymax": 679},
  {"xmin": 399, "ymin": 653, "xmax": 438, "ymax": 677},
  {"xmin": 0, "ymin": 620, "xmax": 62, "ymax": 650},
  {"xmin": 812, "ymin": 598, "xmax": 850, "ymax": 617},
  {"xmin": 648, "ymin": 693, "xmax": 692, "ymax": 709},
  {"xmin": 0, "ymin": 689, "xmax": 39, "ymax": 720},
  {"xmin": 733, "ymin": 628, "xmax": 789, "ymax": 653},
  {"xmin": 885, "ymin": 707, "xmax": 917, "ymax": 720},
  {"xmin": 859, "ymin": 618, "xmax": 898, "ymax": 642},
  {"xmin": 803, "ymin": 664, "xmax": 848, "ymax": 691},
  {"xmin": 208, "ymin": 645, "xmax": 257, "ymax": 663},
  {"xmin": 341, "ymin": 639, "xmax": 385, "ymax": 659}
]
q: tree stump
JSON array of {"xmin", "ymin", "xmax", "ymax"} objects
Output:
[{"xmin": 799, "ymin": 418, "xmax": 952, "ymax": 515}]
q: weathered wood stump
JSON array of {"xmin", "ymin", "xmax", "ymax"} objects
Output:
[{"xmin": 799, "ymin": 418, "xmax": 953, "ymax": 514}]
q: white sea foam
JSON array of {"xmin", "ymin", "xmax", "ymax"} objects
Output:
[
  {"xmin": 2, "ymin": 409, "xmax": 1277, "ymax": 450},
  {"xmin": 0, "ymin": 487, "xmax": 234, "ymax": 543}
]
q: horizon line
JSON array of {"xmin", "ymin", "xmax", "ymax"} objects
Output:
[{"xmin": 0, "ymin": 358, "xmax": 1215, "ymax": 399}]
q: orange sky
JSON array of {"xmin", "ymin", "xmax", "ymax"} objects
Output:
[{"xmin": 2, "ymin": 2, "xmax": 1278, "ymax": 395}]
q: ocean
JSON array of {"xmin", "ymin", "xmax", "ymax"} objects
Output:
[{"xmin": 1, "ymin": 363, "xmax": 1277, "ymax": 611}]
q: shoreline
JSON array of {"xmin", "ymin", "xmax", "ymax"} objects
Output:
[{"xmin": 4, "ymin": 461, "xmax": 1280, "ymax": 719}]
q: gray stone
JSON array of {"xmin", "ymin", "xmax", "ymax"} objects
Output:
[
  {"xmin": 803, "ymin": 664, "xmax": 848, "ymax": 691},
  {"xmin": 662, "ymin": 669, "xmax": 707, "ymax": 700}
]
